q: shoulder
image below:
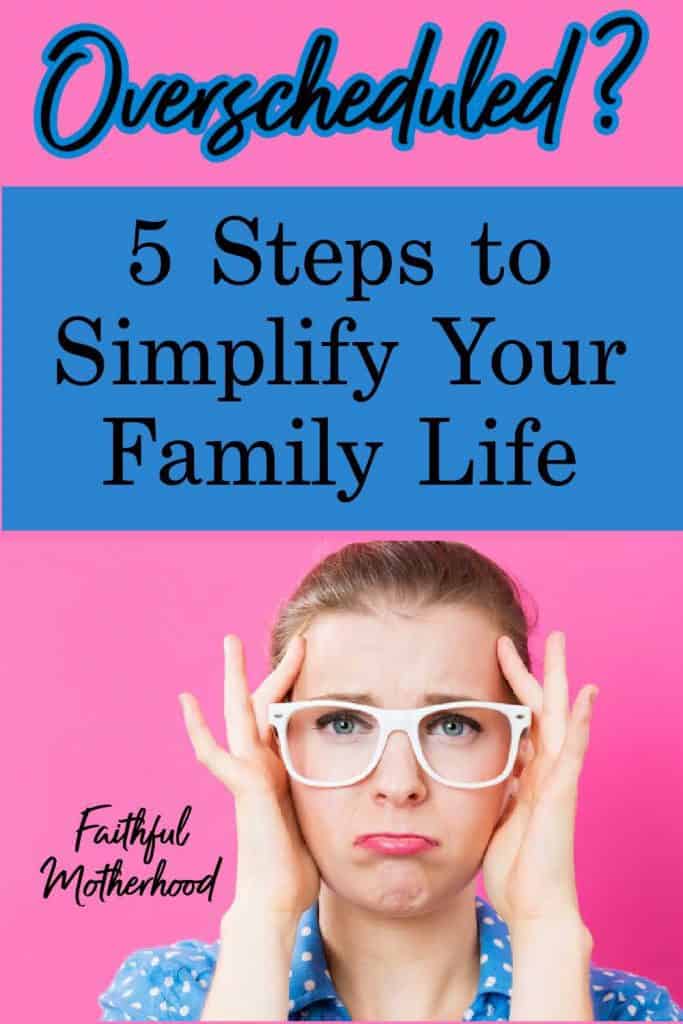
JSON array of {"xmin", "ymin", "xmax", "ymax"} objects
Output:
[
  {"xmin": 590, "ymin": 963, "xmax": 683, "ymax": 1021},
  {"xmin": 98, "ymin": 938, "xmax": 219, "ymax": 1021}
]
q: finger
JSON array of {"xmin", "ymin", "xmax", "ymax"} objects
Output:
[
  {"xmin": 551, "ymin": 685, "xmax": 598, "ymax": 792},
  {"xmin": 542, "ymin": 631, "xmax": 571, "ymax": 756},
  {"xmin": 251, "ymin": 634, "xmax": 307, "ymax": 742},
  {"xmin": 223, "ymin": 634, "xmax": 260, "ymax": 757},
  {"xmin": 497, "ymin": 636, "xmax": 543, "ymax": 715},
  {"xmin": 179, "ymin": 692, "xmax": 238, "ymax": 789}
]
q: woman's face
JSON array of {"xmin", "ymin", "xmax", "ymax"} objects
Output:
[{"xmin": 287, "ymin": 600, "xmax": 520, "ymax": 916}]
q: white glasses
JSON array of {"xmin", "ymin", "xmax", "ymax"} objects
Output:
[{"xmin": 268, "ymin": 700, "xmax": 531, "ymax": 789}]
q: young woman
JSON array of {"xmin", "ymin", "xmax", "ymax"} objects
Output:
[{"xmin": 99, "ymin": 540, "xmax": 682, "ymax": 1021}]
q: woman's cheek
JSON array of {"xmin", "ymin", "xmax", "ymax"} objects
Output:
[
  {"xmin": 442, "ymin": 792, "xmax": 503, "ymax": 857},
  {"xmin": 290, "ymin": 784, "xmax": 344, "ymax": 844}
]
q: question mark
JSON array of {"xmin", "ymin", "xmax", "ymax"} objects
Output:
[{"xmin": 591, "ymin": 10, "xmax": 649, "ymax": 134}]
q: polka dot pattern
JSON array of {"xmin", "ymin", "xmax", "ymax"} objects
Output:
[
  {"xmin": 98, "ymin": 941, "xmax": 219, "ymax": 1022},
  {"xmin": 98, "ymin": 899, "xmax": 683, "ymax": 1021}
]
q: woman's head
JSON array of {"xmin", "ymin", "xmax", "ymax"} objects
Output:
[
  {"xmin": 270, "ymin": 540, "xmax": 533, "ymax": 677},
  {"xmin": 269, "ymin": 540, "xmax": 536, "ymax": 916}
]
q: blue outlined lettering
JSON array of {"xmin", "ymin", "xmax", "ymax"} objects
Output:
[{"xmin": 34, "ymin": 13, "xmax": 649, "ymax": 161}]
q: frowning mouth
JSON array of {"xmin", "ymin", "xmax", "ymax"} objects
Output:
[{"xmin": 354, "ymin": 833, "xmax": 439, "ymax": 855}]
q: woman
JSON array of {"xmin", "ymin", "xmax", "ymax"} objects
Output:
[{"xmin": 99, "ymin": 540, "xmax": 682, "ymax": 1021}]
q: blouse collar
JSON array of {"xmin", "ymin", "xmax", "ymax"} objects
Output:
[{"xmin": 288, "ymin": 894, "xmax": 513, "ymax": 1016}]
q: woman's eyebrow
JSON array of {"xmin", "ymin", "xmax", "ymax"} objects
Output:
[
  {"xmin": 424, "ymin": 692, "xmax": 478, "ymax": 704},
  {"xmin": 309, "ymin": 691, "xmax": 477, "ymax": 704},
  {"xmin": 309, "ymin": 691, "xmax": 379, "ymax": 703}
]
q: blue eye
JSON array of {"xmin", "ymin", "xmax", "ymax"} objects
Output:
[
  {"xmin": 315, "ymin": 712, "xmax": 372, "ymax": 735},
  {"xmin": 328, "ymin": 714, "xmax": 355, "ymax": 735},
  {"xmin": 427, "ymin": 713, "xmax": 482, "ymax": 737}
]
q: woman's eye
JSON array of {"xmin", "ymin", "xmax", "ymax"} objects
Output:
[
  {"xmin": 331, "ymin": 715, "xmax": 355, "ymax": 734},
  {"xmin": 316, "ymin": 713, "xmax": 367, "ymax": 734},
  {"xmin": 430, "ymin": 714, "xmax": 481, "ymax": 737}
]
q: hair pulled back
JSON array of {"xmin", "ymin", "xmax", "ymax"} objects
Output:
[{"xmin": 270, "ymin": 540, "xmax": 536, "ymax": 676}]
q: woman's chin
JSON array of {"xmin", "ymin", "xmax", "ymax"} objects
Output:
[{"xmin": 363, "ymin": 860, "xmax": 436, "ymax": 915}]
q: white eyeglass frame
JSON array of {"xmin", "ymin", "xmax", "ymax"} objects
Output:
[{"xmin": 268, "ymin": 699, "xmax": 532, "ymax": 790}]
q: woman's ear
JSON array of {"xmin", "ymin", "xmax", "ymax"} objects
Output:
[
  {"xmin": 497, "ymin": 776, "xmax": 519, "ymax": 825},
  {"xmin": 514, "ymin": 731, "xmax": 534, "ymax": 778},
  {"xmin": 497, "ymin": 779, "xmax": 512, "ymax": 818},
  {"xmin": 266, "ymin": 726, "xmax": 283, "ymax": 758}
]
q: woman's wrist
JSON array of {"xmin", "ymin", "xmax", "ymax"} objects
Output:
[
  {"xmin": 201, "ymin": 902, "xmax": 300, "ymax": 1021},
  {"xmin": 508, "ymin": 914, "xmax": 594, "ymax": 1022},
  {"xmin": 509, "ymin": 911, "xmax": 593, "ymax": 951},
  {"xmin": 221, "ymin": 897, "xmax": 302, "ymax": 944}
]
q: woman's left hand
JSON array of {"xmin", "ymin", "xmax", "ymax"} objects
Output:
[{"xmin": 481, "ymin": 630, "xmax": 599, "ymax": 931}]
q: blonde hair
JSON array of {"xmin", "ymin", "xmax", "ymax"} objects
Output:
[{"xmin": 269, "ymin": 540, "xmax": 536, "ymax": 683}]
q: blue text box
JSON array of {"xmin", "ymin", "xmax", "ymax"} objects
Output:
[{"xmin": 3, "ymin": 186, "xmax": 681, "ymax": 529}]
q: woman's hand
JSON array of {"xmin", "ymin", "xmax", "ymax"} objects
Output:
[
  {"xmin": 179, "ymin": 633, "xmax": 320, "ymax": 925},
  {"xmin": 481, "ymin": 630, "xmax": 598, "ymax": 932}
]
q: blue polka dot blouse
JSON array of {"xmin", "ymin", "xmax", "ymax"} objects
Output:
[{"xmin": 99, "ymin": 896, "xmax": 683, "ymax": 1020}]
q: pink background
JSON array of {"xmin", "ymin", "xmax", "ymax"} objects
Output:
[
  {"xmin": 1, "ymin": 531, "xmax": 682, "ymax": 1019},
  {"xmin": 2, "ymin": 0, "xmax": 682, "ymax": 1020},
  {"xmin": 1, "ymin": 0, "xmax": 681, "ymax": 186}
]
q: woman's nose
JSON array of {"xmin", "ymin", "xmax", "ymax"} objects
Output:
[{"xmin": 368, "ymin": 729, "xmax": 428, "ymax": 804}]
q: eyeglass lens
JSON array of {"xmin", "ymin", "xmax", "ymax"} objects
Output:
[{"xmin": 284, "ymin": 703, "xmax": 513, "ymax": 785}]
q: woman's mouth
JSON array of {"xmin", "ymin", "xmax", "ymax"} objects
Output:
[{"xmin": 354, "ymin": 833, "xmax": 439, "ymax": 855}]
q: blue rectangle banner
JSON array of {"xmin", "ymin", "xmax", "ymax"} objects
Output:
[{"xmin": 3, "ymin": 186, "xmax": 680, "ymax": 528}]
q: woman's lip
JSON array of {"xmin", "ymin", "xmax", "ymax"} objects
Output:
[{"xmin": 355, "ymin": 833, "xmax": 439, "ymax": 854}]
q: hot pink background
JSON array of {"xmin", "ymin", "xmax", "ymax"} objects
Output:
[
  {"xmin": 0, "ymin": 531, "xmax": 681, "ymax": 1019},
  {"xmin": 2, "ymin": 1, "xmax": 682, "ymax": 1021},
  {"xmin": 1, "ymin": 0, "xmax": 680, "ymax": 185}
]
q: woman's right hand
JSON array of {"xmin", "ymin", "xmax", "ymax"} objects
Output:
[{"xmin": 179, "ymin": 633, "xmax": 320, "ymax": 926}]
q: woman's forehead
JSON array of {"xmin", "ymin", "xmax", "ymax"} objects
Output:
[{"xmin": 292, "ymin": 603, "xmax": 510, "ymax": 702}]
